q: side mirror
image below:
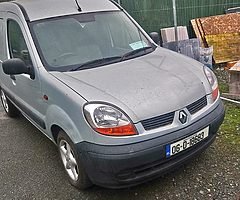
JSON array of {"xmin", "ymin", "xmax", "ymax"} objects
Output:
[
  {"xmin": 2, "ymin": 58, "xmax": 35, "ymax": 79},
  {"xmin": 149, "ymin": 32, "xmax": 160, "ymax": 45}
]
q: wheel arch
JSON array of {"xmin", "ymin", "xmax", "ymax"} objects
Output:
[
  {"xmin": 51, "ymin": 124, "xmax": 63, "ymax": 144},
  {"xmin": 46, "ymin": 105, "xmax": 84, "ymax": 144}
]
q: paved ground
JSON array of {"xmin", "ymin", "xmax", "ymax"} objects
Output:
[{"xmin": 0, "ymin": 105, "xmax": 239, "ymax": 200}]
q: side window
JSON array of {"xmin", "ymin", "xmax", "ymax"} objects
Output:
[
  {"xmin": 0, "ymin": 18, "xmax": 4, "ymax": 61},
  {"xmin": 8, "ymin": 20, "xmax": 32, "ymax": 66}
]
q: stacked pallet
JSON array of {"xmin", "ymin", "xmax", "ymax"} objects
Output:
[
  {"xmin": 160, "ymin": 26, "xmax": 201, "ymax": 61},
  {"xmin": 191, "ymin": 13, "xmax": 240, "ymax": 63},
  {"xmin": 161, "ymin": 26, "xmax": 189, "ymax": 43}
]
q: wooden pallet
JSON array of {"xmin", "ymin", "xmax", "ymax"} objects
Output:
[{"xmin": 191, "ymin": 13, "xmax": 240, "ymax": 63}]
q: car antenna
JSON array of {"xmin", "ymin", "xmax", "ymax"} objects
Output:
[{"xmin": 75, "ymin": 0, "xmax": 82, "ymax": 12}]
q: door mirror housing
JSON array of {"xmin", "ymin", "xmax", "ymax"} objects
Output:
[
  {"xmin": 2, "ymin": 58, "xmax": 35, "ymax": 79},
  {"xmin": 149, "ymin": 32, "xmax": 160, "ymax": 45}
]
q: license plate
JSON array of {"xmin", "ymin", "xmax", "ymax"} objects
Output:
[{"xmin": 166, "ymin": 127, "xmax": 209, "ymax": 158}]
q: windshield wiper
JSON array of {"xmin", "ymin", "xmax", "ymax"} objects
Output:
[
  {"xmin": 70, "ymin": 56, "xmax": 122, "ymax": 71},
  {"xmin": 70, "ymin": 47, "xmax": 154, "ymax": 71},
  {"xmin": 121, "ymin": 46, "xmax": 154, "ymax": 61}
]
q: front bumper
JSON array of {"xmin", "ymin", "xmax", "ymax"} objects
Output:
[{"xmin": 76, "ymin": 101, "xmax": 225, "ymax": 188}]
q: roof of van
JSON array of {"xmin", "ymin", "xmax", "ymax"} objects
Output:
[{"xmin": 1, "ymin": 0, "xmax": 120, "ymax": 21}]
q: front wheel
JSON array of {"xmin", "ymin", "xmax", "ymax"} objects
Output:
[
  {"xmin": 57, "ymin": 131, "xmax": 92, "ymax": 190},
  {"xmin": 0, "ymin": 89, "xmax": 20, "ymax": 118}
]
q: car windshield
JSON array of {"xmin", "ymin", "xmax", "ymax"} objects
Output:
[{"xmin": 30, "ymin": 11, "xmax": 155, "ymax": 72}]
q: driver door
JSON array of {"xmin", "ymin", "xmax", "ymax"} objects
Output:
[{"xmin": 6, "ymin": 13, "xmax": 45, "ymax": 130}]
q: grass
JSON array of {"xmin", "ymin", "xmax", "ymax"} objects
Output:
[
  {"xmin": 218, "ymin": 81, "xmax": 229, "ymax": 94},
  {"xmin": 219, "ymin": 102, "xmax": 240, "ymax": 145},
  {"xmin": 217, "ymin": 70, "xmax": 240, "ymax": 146}
]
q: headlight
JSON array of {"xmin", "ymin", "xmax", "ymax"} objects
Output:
[
  {"xmin": 204, "ymin": 66, "xmax": 219, "ymax": 102},
  {"xmin": 84, "ymin": 103, "xmax": 137, "ymax": 136}
]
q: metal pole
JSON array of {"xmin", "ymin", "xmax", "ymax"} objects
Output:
[
  {"xmin": 172, "ymin": 0, "xmax": 179, "ymax": 51},
  {"xmin": 221, "ymin": 97, "xmax": 240, "ymax": 105}
]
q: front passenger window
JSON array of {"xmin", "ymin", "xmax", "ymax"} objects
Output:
[{"xmin": 8, "ymin": 20, "xmax": 32, "ymax": 66}]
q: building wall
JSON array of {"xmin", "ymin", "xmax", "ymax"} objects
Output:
[{"xmin": 119, "ymin": 0, "xmax": 240, "ymax": 37}]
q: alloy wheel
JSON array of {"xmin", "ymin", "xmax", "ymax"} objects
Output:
[
  {"xmin": 0, "ymin": 90, "xmax": 9, "ymax": 113},
  {"xmin": 59, "ymin": 140, "xmax": 79, "ymax": 182}
]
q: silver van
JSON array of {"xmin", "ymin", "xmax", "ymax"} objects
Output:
[{"xmin": 0, "ymin": 0, "xmax": 224, "ymax": 189}]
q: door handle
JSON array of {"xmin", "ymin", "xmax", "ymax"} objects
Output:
[{"xmin": 10, "ymin": 75, "xmax": 16, "ymax": 80}]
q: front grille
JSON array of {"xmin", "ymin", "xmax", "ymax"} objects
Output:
[
  {"xmin": 187, "ymin": 96, "xmax": 207, "ymax": 115},
  {"xmin": 141, "ymin": 96, "xmax": 207, "ymax": 131},
  {"xmin": 141, "ymin": 112, "xmax": 175, "ymax": 131}
]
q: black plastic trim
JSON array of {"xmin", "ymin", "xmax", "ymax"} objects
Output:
[
  {"xmin": 141, "ymin": 111, "xmax": 175, "ymax": 130},
  {"xmin": 187, "ymin": 96, "xmax": 207, "ymax": 115}
]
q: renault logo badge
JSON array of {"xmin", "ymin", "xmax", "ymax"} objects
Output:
[{"xmin": 179, "ymin": 110, "xmax": 188, "ymax": 124}]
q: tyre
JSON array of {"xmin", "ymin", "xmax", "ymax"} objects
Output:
[
  {"xmin": 0, "ymin": 89, "xmax": 20, "ymax": 118},
  {"xmin": 57, "ymin": 130, "xmax": 92, "ymax": 190}
]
